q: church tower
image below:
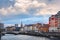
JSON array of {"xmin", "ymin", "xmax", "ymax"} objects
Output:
[{"xmin": 21, "ymin": 21, "xmax": 23, "ymax": 27}]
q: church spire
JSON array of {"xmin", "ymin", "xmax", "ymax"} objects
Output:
[{"xmin": 21, "ymin": 21, "xmax": 23, "ymax": 27}]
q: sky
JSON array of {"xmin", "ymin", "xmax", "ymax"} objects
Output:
[{"xmin": 0, "ymin": 0, "xmax": 60, "ymax": 26}]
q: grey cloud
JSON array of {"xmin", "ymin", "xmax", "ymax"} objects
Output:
[
  {"xmin": 0, "ymin": 0, "xmax": 15, "ymax": 9},
  {"xmin": 38, "ymin": 0, "xmax": 60, "ymax": 5}
]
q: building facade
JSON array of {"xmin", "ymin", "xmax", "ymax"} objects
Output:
[
  {"xmin": 0, "ymin": 23, "xmax": 4, "ymax": 29},
  {"xmin": 49, "ymin": 11, "xmax": 60, "ymax": 32},
  {"xmin": 39, "ymin": 24, "xmax": 49, "ymax": 32},
  {"xmin": 15, "ymin": 24, "xmax": 18, "ymax": 27},
  {"xmin": 49, "ymin": 15, "xmax": 58, "ymax": 27},
  {"xmin": 6, "ymin": 26, "xmax": 15, "ymax": 32},
  {"xmin": 55, "ymin": 11, "xmax": 60, "ymax": 27},
  {"xmin": 24, "ymin": 24, "xmax": 33, "ymax": 32},
  {"xmin": 32, "ymin": 23, "xmax": 42, "ymax": 32},
  {"xmin": 24, "ymin": 23, "xmax": 42, "ymax": 32}
]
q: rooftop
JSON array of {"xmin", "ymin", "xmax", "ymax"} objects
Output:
[{"xmin": 55, "ymin": 11, "xmax": 60, "ymax": 18}]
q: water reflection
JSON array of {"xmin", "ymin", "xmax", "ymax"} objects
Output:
[
  {"xmin": 1, "ymin": 34, "xmax": 60, "ymax": 40},
  {"xmin": 49, "ymin": 37, "xmax": 60, "ymax": 40}
]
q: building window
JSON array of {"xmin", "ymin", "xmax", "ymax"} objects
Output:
[{"xmin": 51, "ymin": 18, "xmax": 54, "ymax": 20}]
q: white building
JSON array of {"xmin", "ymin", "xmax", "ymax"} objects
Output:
[
  {"xmin": 20, "ymin": 27, "xmax": 24, "ymax": 32},
  {"xmin": 49, "ymin": 27, "xmax": 58, "ymax": 32},
  {"xmin": 24, "ymin": 24, "xmax": 33, "ymax": 32}
]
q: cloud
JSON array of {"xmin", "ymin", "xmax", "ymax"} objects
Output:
[
  {"xmin": 14, "ymin": 0, "xmax": 47, "ymax": 12},
  {"xmin": 14, "ymin": 0, "xmax": 60, "ymax": 16},
  {"xmin": 0, "ymin": 6, "xmax": 16, "ymax": 16},
  {"xmin": 0, "ymin": 0, "xmax": 15, "ymax": 8},
  {"xmin": 0, "ymin": 0, "xmax": 47, "ymax": 16},
  {"xmin": 1, "ymin": 0, "xmax": 60, "ymax": 24},
  {"xmin": 4, "ymin": 24, "xmax": 14, "ymax": 27},
  {"xmin": 0, "ymin": 0, "xmax": 60, "ymax": 17},
  {"xmin": 33, "ymin": 0, "xmax": 60, "ymax": 16},
  {"xmin": 14, "ymin": 0, "xmax": 30, "ymax": 12},
  {"xmin": 35, "ymin": 4, "xmax": 60, "ymax": 16}
]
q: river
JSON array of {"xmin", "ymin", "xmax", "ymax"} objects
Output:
[{"xmin": 1, "ymin": 34, "xmax": 60, "ymax": 40}]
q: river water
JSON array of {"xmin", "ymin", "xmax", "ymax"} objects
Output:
[{"xmin": 1, "ymin": 34, "xmax": 60, "ymax": 40}]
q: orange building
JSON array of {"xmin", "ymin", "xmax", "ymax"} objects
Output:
[
  {"xmin": 39, "ymin": 24, "xmax": 49, "ymax": 32},
  {"xmin": 32, "ymin": 23, "xmax": 49, "ymax": 32},
  {"xmin": 32, "ymin": 23, "xmax": 42, "ymax": 32}
]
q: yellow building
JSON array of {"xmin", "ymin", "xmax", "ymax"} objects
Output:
[
  {"xmin": 32, "ymin": 23, "xmax": 42, "ymax": 32},
  {"xmin": 6, "ymin": 26, "xmax": 15, "ymax": 32}
]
